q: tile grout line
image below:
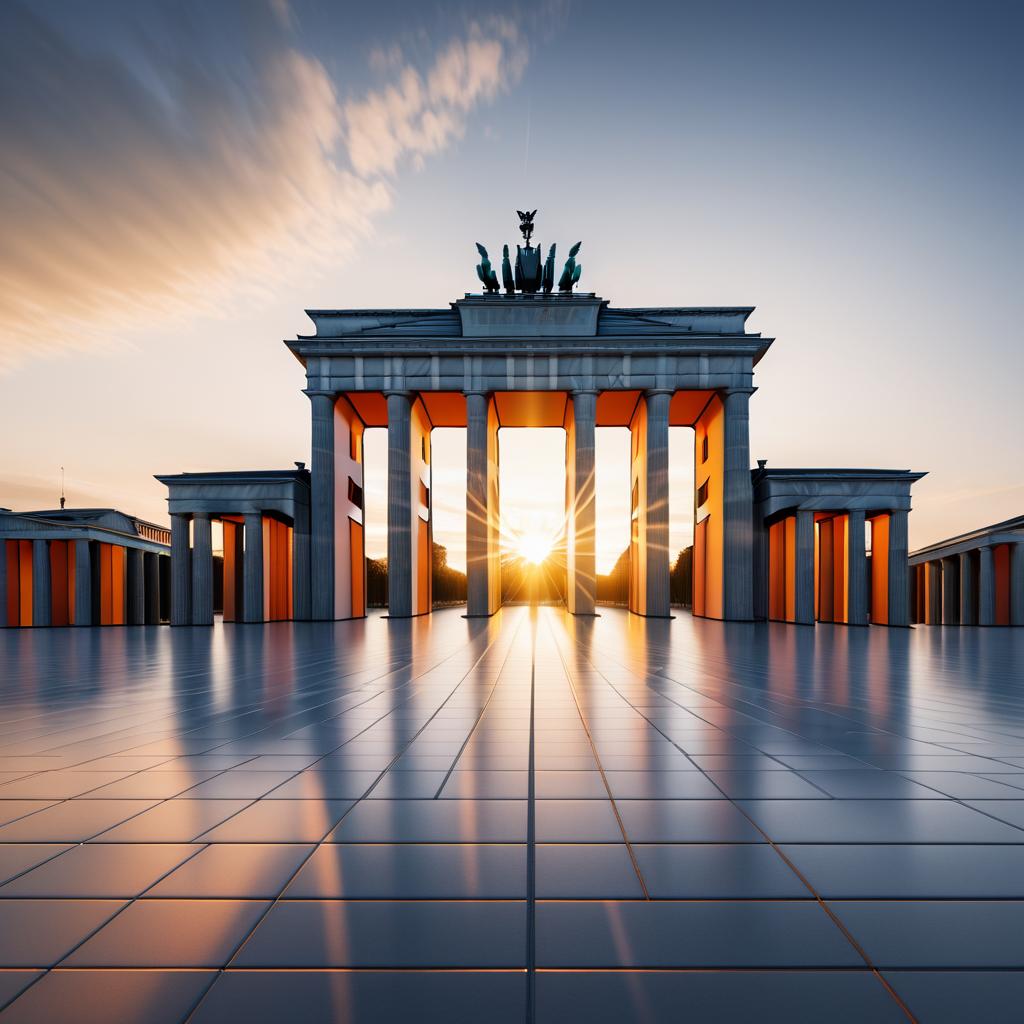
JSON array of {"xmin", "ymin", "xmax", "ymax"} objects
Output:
[
  {"xmin": 545, "ymin": 612, "xmax": 650, "ymax": 900},
  {"xmin": 180, "ymin": 610, "xmax": 518, "ymax": 1023},
  {"xmin": 558, "ymin": 613, "xmax": 919, "ymax": 1022}
]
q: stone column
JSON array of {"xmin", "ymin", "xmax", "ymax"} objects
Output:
[
  {"xmin": 309, "ymin": 392, "xmax": 336, "ymax": 621},
  {"xmin": 170, "ymin": 514, "xmax": 191, "ymax": 626},
  {"xmin": 886, "ymin": 509, "xmax": 910, "ymax": 627},
  {"xmin": 466, "ymin": 391, "xmax": 499, "ymax": 617},
  {"xmin": 73, "ymin": 540, "xmax": 92, "ymax": 626},
  {"xmin": 387, "ymin": 391, "xmax": 414, "ymax": 618},
  {"xmin": 794, "ymin": 509, "xmax": 816, "ymax": 625},
  {"xmin": 722, "ymin": 388, "xmax": 755, "ymax": 621},
  {"xmin": 292, "ymin": 504, "xmax": 311, "ymax": 622},
  {"xmin": 567, "ymin": 390, "xmax": 597, "ymax": 616},
  {"xmin": 846, "ymin": 509, "xmax": 867, "ymax": 626},
  {"xmin": 978, "ymin": 545, "xmax": 995, "ymax": 626},
  {"xmin": 126, "ymin": 547, "xmax": 145, "ymax": 626},
  {"xmin": 191, "ymin": 513, "xmax": 213, "ymax": 626},
  {"xmin": 941, "ymin": 556, "xmax": 960, "ymax": 625},
  {"xmin": 1010, "ymin": 542, "xmax": 1024, "ymax": 627},
  {"xmin": 642, "ymin": 390, "xmax": 672, "ymax": 618},
  {"xmin": 243, "ymin": 513, "xmax": 264, "ymax": 624},
  {"xmin": 959, "ymin": 550, "xmax": 976, "ymax": 625},
  {"xmin": 143, "ymin": 551, "xmax": 160, "ymax": 625},
  {"xmin": 31, "ymin": 539, "xmax": 51, "ymax": 627}
]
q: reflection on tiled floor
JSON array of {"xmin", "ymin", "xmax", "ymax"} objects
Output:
[{"xmin": 1, "ymin": 609, "xmax": 1023, "ymax": 1022}]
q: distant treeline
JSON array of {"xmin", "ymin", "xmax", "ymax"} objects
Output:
[
  {"xmin": 596, "ymin": 547, "xmax": 693, "ymax": 607},
  {"xmin": 368, "ymin": 543, "xmax": 694, "ymax": 609}
]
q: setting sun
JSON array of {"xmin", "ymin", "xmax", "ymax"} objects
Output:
[{"xmin": 516, "ymin": 532, "xmax": 554, "ymax": 565}]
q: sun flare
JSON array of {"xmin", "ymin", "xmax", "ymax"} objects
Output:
[{"xmin": 516, "ymin": 532, "xmax": 554, "ymax": 565}]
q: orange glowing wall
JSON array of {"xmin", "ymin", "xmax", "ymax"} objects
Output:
[
  {"xmin": 262, "ymin": 517, "xmax": 293, "ymax": 622},
  {"xmin": 994, "ymin": 544, "xmax": 1011, "ymax": 626},
  {"xmin": 350, "ymin": 518, "xmax": 364, "ymax": 616},
  {"xmin": 97, "ymin": 543, "xmax": 126, "ymax": 625},
  {"xmin": 334, "ymin": 395, "xmax": 366, "ymax": 620},
  {"xmin": 5, "ymin": 540, "xmax": 34, "ymax": 627},
  {"xmin": 768, "ymin": 520, "xmax": 787, "ymax": 621},
  {"xmin": 411, "ymin": 397, "xmax": 432, "ymax": 615},
  {"xmin": 49, "ymin": 540, "xmax": 75, "ymax": 626},
  {"xmin": 816, "ymin": 515, "xmax": 849, "ymax": 624},
  {"xmin": 869, "ymin": 515, "xmax": 890, "ymax": 625},
  {"xmin": 628, "ymin": 399, "xmax": 647, "ymax": 614},
  {"xmin": 221, "ymin": 518, "xmax": 243, "ymax": 622},
  {"xmin": 693, "ymin": 396, "xmax": 725, "ymax": 619},
  {"xmin": 693, "ymin": 517, "xmax": 707, "ymax": 616}
]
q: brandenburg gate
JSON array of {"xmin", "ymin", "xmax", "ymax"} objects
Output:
[{"xmin": 159, "ymin": 213, "xmax": 922, "ymax": 628}]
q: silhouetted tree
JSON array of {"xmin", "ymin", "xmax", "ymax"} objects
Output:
[{"xmin": 671, "ymin": 546, "xmax": 693, "ymax": 606}]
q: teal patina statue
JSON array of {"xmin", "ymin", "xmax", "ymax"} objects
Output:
[
  {"xmin": 543, "ymin": 244, "xmax": 556, "ymax": 294},
  {"xmin": 501, "ymin": 245, "xmax": 515, "ymax": 294},
  {"xmin": 475, "ymin": 243, "xmax": 499, "ymax": 293},
  {"xmin": 475, "ymin": 214, "xmax": 581, "ymax": 294},
  {"xmin": 558, "ymin": 241, "xmax": 582, "ymax": 292}
]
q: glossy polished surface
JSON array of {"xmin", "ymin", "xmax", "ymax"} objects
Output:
[{"xmin": 0, "ymin": 608, "xmax": 1023, "ymax": 1022}]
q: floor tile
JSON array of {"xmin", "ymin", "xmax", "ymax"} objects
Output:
[
  {"xmin": 439, "ymin": 770, "xmax": 528, "ymax": 798},
  {"xmin": 535, "ymin": 800, "xmax": 622, "ymax": 841},
  {"xmin": 0, "ymin": 800, "xmax": 158, "ymax": 842},
  {"xmin": 0, "ymin": 843, "xmax": 197, "ymax": 898},
  {"xmin": 286, "ymin": 843, "xmax": 525, "ymax": 898},
  {"xmin": 704, "ymin": 770, "xmax": 828, "ymax": 799},
  {"xmin": 604, "ymin": 771, "xmax": 722, "ymax": 799},
  {"xmin": 0, "ymin": 900, "xmax": 125, "ymax": 966},
  {"xmin": 83, "ymin": 770, "xmax": 220, "ymax": 799},
  {"xmin": 535, "ymin": 971, "xmax": 907, "ymax": 1023},
  {"xmin": 258, "ymin": 770, "xmax": 380, "ymax": 799},
  {"xmin": 190, "ymin": 970, "xmax": 526, "ymax": 1024},
  {"xmin": 328, "ymin": 800, "xmax": 527, "ymax": 842},
  {"xmin": 183, "ymin": 771, "xmax": 298, "ymax": 799},
  {"xmin": 831, "ymin": 900, "xmax": 1024, "ymax": 966},
  {"xmin": 0, "ymin": 972, "xmax": 42, "ymax": 1012},
  {"xmin": 964, "ymin": 800, "xmax": 1024, "ymax": 829},
  {"xmin": 234, "ymin": 900, "xmax": 526, "ymax": 966},
  {"xmin": 91, "ymin": 799, "xmax": 249, "ymax": 842},
  {"xmin": 367, "ymin": 771, "xmax": 449, "ymax": 798},
  {"xmin": 617, "ymin": 800, "xmax": 764, "ymax": 842},
  {"xmin": 147, "ymin": 844, "xmax": 312, "ymax": 898},
  {"xmin": 535, "ymin": 771, "xmax": 607, "ymax": 798},
  {"xmin": 738, "ymin": 799, "xmax": 1024, "ymax": 842},
  {"xmin": 0, "ymin": 844, "xmax": 73, "ymax": 885},
  {"xmin": 783, "ymin": 844, "xmax": 1024, "ymax": 898},
  {"xmin": 536, "ymin": 844, "xmax": 643, "ymax": 897},
  {"xmin": 0, "ymin": 771, "xmax": 136, "ymax": 799},
  {"xmin": 0, "ymin": 969, "xmax": 214, "ymax": 1024},
  {"xmin": 883, "ymin": 971, "xmax": 1024, "ymax": 1024},
  {"xmin": 0, "ymin": 802, "xmax": 58, "ymax": 828},
  {"xmin": 634, "ymin": 843, "xmax": 809, "ymax": 897},
  {"xmin": 798, "ymin": 769, "xmax": 944, "ymax": 799},
  {"xmin": 901, "ymin": 772, "xmax": 1024, "ymax": 799},
  {"xmin": 536, "ymin": 900, "xmax": 860, "ymax": 967},
  {"xmin": 63, "ymin": 899, "xmax": 269, "ymax": 967},
  {"xmin": 199, "ymin": 799, "xmax": 353, "ymax": 842}
]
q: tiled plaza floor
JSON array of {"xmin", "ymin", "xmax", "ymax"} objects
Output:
[{"xmin": 0, "ymin": 607, "xmax": 1023, "ymax": 1022}]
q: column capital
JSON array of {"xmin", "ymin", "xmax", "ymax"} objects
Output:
[
  {"xmin": 572, "ymin": 388, "xmax": 599, "ymax": 397},
  {"xmin": 383, "ymin": 389, "xmax": 413, "ymax": 399},
  {"xmin": 303, "ymin": 389, "xmax": 336, "ymax": 400},
  {"xmin": 192, "ymin": 511, "xmax": 211, "ymax": 523},
  {"xmin": 463, "ymin": 388, "xmax": 492, "ymax": 398},
  {"xmin": 643, "ymin": 387, "xmax": 674, "ymax": 397},
  {"xmin": 719, "ymin": 386, "xmax": 757, "ymax": 397}
]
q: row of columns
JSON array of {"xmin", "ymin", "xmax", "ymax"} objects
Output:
[
  {"xmin": 170, "ymin": 512, "xmax": 280, "ymax": 626},
  {"xmin": 308, "ymin": 386, "xmax": 757, "ymax": 621},
  {"xmin": 769, "ymin": 508, "xmax": 909, "ymax": 627},
  {"xmin": 2, "ymin": 538, "xmax": 161, "ymax": 627},
  {"xmin": 914, "ymin": 543, "xmax": 1024, "ymax": 626}
]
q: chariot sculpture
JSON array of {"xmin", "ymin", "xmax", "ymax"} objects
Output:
[{"xmin": 475, "ymin": 211, "xmax": 582, "ymax": 295}]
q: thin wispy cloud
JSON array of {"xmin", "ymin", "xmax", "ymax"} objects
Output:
[{"xmin": 0, "ymin": 2, "xmax": 528, "ymax": 369}]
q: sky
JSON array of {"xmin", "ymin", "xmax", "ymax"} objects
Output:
[{"xmin": 0, "ymin": 0, "xmax": 1021, "ymax": 572}]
